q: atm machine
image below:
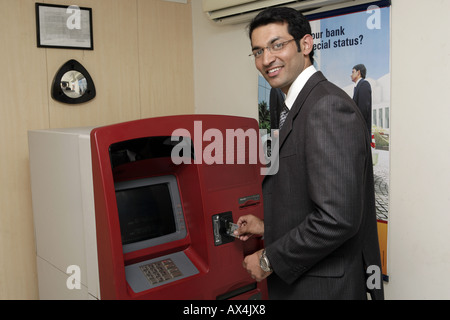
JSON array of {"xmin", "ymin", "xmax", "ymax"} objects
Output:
[{"xmin": 29, "ymin": 115, "xmax": 268, "ymax": 300}]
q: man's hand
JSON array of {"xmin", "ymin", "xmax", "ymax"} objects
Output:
[
  {"xmin": 234, "ymin": 215, "xmax": 264, "ymax": 241},
  {"xmin": 242, "ymin": 249, "xmax": 272, "ymax": 282}
]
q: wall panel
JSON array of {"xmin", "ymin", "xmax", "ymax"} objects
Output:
[
  {"xmin": 0, "ymin": 0, "xmax": 48, "ymax": 299},
  {"xmin": 138, "ymin": 0, "xmax": 194, "ymax": 118}
]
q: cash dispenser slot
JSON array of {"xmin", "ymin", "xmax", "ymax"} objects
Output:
[{"xmin": 216, "ymin": 283, "xmax": 261, "ymax": 300}]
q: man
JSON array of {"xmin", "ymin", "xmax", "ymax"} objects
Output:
[
  {"xmin": 235, "ymin": 7, "xmax": 384, "ymax": 300},
  {"xmin": 351, "ymin": 64, "xmax": 372, "ymax": 137}
]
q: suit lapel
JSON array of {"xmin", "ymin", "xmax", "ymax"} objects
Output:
[
  {"xmin": 278, "ymin": 71, "xmax": 327, "ymax": 150},
  {"xmin": 262, "ymin": 72, "xmax": 327, "ymax": 183}
]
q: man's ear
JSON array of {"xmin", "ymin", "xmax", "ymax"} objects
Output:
[{"xmin": 302, "ymin": 34, "xmax": 314, "ymax": 56}]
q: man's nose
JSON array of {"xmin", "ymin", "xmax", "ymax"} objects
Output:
[{"xmin": 262, "ymin": 49, "xmax": 276, "ymax": 66}]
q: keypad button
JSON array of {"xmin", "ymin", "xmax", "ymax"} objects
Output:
[{"xmin": 139, "ymin": 259, "xmax": 183, "ymax": 285}]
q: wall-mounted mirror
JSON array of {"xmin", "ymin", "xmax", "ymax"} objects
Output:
[{"xmin": 52, "ymin": 59, "xmax": 96, "ymax": 104}]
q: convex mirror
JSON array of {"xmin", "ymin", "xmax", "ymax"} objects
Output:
[{"xmin": 52, "ymin": 59, "xmax": 96, "ymax": 104}]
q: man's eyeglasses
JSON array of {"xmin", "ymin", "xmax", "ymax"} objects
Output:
[{"xmin": 249, "ymin": 39, "xmax": 296, "ymax": 59}]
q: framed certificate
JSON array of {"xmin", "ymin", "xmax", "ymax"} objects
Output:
[{"xmin": 35, "ymin": 2, "xmax": 93, "ymax": 50}]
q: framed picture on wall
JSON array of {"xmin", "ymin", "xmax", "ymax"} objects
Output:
[{"xmin": 35, "ymin": 2, "xmax": 94, "ymax": 50}]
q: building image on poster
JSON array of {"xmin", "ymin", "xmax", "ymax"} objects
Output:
[{"xmin": 257, "ymin": 4, "xmax": 391, "ymax": 279}]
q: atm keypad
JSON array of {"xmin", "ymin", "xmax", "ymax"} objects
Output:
[{"xmin": 139, "ymin": 259, "xmax": 183, "ymax": 285}]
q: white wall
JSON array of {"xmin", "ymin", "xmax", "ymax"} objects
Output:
[
  {"xmin": 192, "ymin": 0, "xmax": 259, "ymax": 119},
  {"xmin": 385, "ymin": 0, "xmax": 450, "ymax": 299},
  {"xmin": 193, "ymin": 0, "xmax": 450, "ymax": 299}
]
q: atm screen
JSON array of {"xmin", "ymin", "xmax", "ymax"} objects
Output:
[
  {"xmin": 115, "ymin": 175, "xmax": 187, "ymax": 253},
  {"xmin": 116, "ymin": 183, "xmax": 176, "ymax": 245}
]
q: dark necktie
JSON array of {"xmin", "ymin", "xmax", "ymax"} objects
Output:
[{"xmin": 279, "ymin": 104, "xmax": 289, "ymax": 129}]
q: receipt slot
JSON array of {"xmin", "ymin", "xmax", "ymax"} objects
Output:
[{"xmin": 90, "ymin": 115, "xmax": 268, "ymax": 300}]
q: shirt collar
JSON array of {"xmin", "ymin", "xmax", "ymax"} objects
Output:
[{"xmin": 284, "ymin": 65, "xmax": 317, "ymax": 110}]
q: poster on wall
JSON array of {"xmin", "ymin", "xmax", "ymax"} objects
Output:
[{"xmin": 258, "ymin": 1, "xmax": 391, "ymax": 280}]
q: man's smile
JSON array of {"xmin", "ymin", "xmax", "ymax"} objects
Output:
[{"xmin": 267, "ymin": 66, "xmax": 283, "ymax": 77}]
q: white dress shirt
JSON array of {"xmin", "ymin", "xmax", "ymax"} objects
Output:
[{"xmin": 284, "ymin": 65, "xmax": 318, "ymax": 110}]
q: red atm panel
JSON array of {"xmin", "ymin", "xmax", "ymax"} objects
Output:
[{"xmin": 90, "ymin": 115, "xmax": 268, "ymax": 300}]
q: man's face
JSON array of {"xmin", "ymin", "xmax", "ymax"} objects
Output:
[
  {"xmin": 251, "ymin": 22, "xmax": 311, "ymax": 94},
  {"xmin": 351, "ymin": 68, "xmax": 360, "ymax": 83}
]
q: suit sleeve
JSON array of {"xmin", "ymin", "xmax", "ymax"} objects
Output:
[{"xmin": 266, "ymin": 94, "xmax": 368, "ymax": 284}]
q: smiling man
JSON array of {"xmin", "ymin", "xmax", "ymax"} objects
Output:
[
  {"xmin": 250, "ymin": 16, "xmax": 313, "ymax": 96},
  {"xmin": 235, "ymin": 7, "xmax": 384, "ymax": 300}
]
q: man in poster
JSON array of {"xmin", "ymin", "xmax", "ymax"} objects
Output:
[{"xmin": 352, "ymin": 64, "xmax": 373, "ymax": 138}]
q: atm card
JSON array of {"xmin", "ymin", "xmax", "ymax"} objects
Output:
[{"xmin": 227, "ymin": 222, "xmax": 239, "ymax": 238}]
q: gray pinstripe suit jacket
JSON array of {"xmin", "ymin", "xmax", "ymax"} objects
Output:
[{"xmin": 264, "ymin": 71, "xmax": 384, "ymax": 300}]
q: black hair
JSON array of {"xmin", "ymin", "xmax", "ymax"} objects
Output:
[
  {"xmin": 248, "ymin": 7, "xmax": 314, "ymax": 64},
  {"xmin": 353, "ymin": 64, "xmax": 367, "ymax": 79}
]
